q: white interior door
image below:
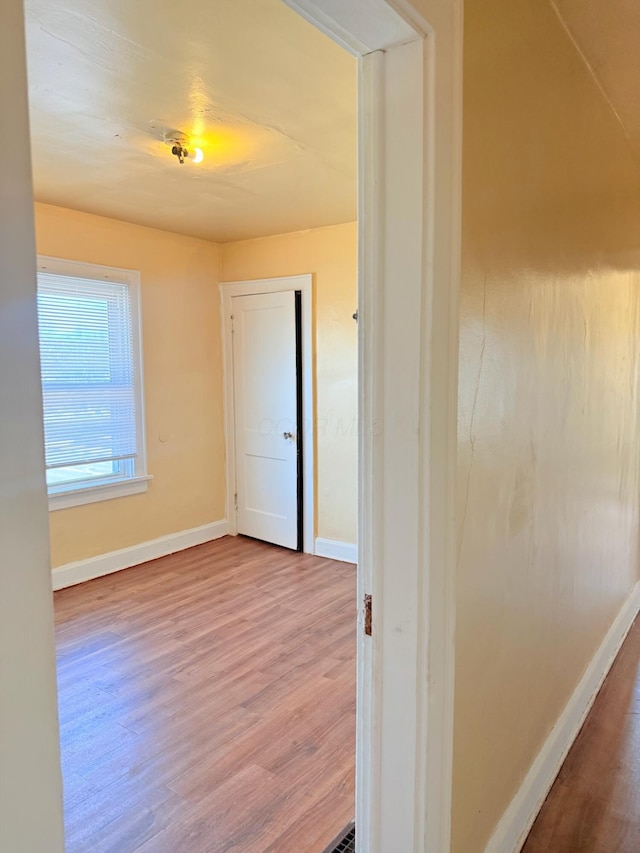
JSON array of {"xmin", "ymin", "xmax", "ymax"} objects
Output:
[{"xmin": 232, "ymin": 290, "xmax": 299, "ymax": 550}]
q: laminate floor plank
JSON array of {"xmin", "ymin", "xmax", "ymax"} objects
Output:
[
  {"xmin": 522, "ymin": 617, "xmax": 640, "ymax": 852},
  {"xmin": 55, "ymin": 535, "xmax": 356, "ymax": 853}
]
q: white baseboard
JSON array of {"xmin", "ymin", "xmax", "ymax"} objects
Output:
[
  {"xmin": 52, "ymin": 519, "xmax": 229, "ymax": 591},
  {"xmin": 485, "ymin": 581, "xmax": 640, "ymax": 853},
  {"xmin": 314, "ymin": 537, "xmax": 358, "ymax": 564}
]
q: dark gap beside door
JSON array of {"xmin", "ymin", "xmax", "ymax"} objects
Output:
[{"xmin": 295, "ymin": 289, "xmax": 303, "ymax": 552}]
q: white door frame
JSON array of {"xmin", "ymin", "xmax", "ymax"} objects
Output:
[
  {"xmin": 283, "ymin": 2, "xmax": 462, "ymax": 851},
  {"xmin": 220, "ymin": 275, "xmax": 315, "ymax": 554}
]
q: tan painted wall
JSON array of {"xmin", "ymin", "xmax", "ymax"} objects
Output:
[
  {"xmin": 221, "ymin": 223, "xmax": 358, "ymax": 545},
  {"xmin": 35, "ymin": 203, "xmax": 226, "ymax": 568},
  {"xmin": 0, "ymin": 3, "xmax": 64, "ymax": 848},
  {"xmin": 453, "ymin": 0, "xmax": 640, "ymax": 849},
  {"xmin": 35, "ymin": 208, "xmax": 356, "ymax": 564}
]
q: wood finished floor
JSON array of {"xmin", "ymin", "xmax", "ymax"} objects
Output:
[
  {"xmin": 54, "ymin": 535, "xmax": 356, "ymax": 853},
  {"xmin": 523, "ymin": 616, "xmax": 640, "ymax": 852}
]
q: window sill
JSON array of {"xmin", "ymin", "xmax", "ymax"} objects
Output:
[{"xmin": 48, "ymin": 475, "xmax": 153, "ymax": 512}]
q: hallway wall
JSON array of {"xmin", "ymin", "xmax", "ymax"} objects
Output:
[
  {"xmin": 453, "ymin": 0, "xmax": 640, "ymax": 849},
  {"xmin": 0, "ymin": 3, "xmax": 64, "ymax": 848}
]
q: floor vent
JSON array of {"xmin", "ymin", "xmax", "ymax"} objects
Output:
[{"xmin": 323, "ymin": 822, "xmax": 355, "ymax": 853}]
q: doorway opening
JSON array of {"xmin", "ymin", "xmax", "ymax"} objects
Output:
[
  {"xmin": 8, "ymin": 0, "xmax": 462, "ymax": 851},
  {"xmin": 26, "ymin": 1, "xmax": 360, "ymax": 849}
]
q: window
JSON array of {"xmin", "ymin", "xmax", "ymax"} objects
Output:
[{"xmin": 36, "ymin": 257, "xmax": 150, "ymax": 510}]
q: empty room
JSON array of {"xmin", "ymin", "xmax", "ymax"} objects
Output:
[{"xmin": 23, "ymin": 0, "xmax": 359, "ymax": 849}]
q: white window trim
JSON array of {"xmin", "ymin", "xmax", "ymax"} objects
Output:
[
  {"xmin": 48, "ymin": 475, "xmax": 153, "ymax": 511},
  {"xmin": 37, "ymin": 255, "xmax": 151, "ymax": 512}
]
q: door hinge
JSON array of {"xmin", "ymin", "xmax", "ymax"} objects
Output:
[
  {"xmin": 230, "ymin": 314, "xmax": 235, "ymax": 334},
  {"xmin": 364, "ymin": 594, "xmax": 372, "ymax": 636},
  {"xmin": 234, "ymin": 491, "xmax": 238, "ymax": 511}
]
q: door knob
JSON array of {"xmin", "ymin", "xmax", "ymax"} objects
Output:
[{"xmin": 283, "ymin": 431, "xmax": 295, "ymax": 441}]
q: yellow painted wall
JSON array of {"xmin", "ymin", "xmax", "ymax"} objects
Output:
[
  {"xmin": 221, "ymin": 223, "xmax": 358, "ymax": 545},
  {"xmin": 453, "ymin": 0, "xmax": 640, "ymax": 849},
  {"xmin": 35, "ymin": 207, "xmax": 356, "ymax": 564},
  {"xmin": 34, "ymin": 203, "xmax": 226, "ymax": 568}
]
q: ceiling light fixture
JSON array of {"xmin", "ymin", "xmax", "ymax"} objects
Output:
[
  {"xmin": 163, "ymin": 131, "xmax": 204, "ymax": 165},
  {"xmin": 171, "ymin": 142, "xmax": 188, "ymax": 164}
]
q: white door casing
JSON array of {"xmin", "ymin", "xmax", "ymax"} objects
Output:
[
  {"xmin": 283, "ymin": 3, "xmax": 462, "ymax": 852},
  {"xmin": 232, "ymin": 291, "xmax": 299, "ymax": 550},
  {"xmin": 221, "ymin": 275, "xmax": 315, "ymax": 555}
]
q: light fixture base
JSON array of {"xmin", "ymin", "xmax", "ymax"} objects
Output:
[
  {"xmin": 147, "ymin": 122, "xmax": 203, "ymax": 166},
  {"xmin": 163, "ymin": 131, "xmax": 189, "ymax": 164}
]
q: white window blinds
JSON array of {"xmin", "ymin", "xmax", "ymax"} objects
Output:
[{"xmin": 37, "ymin": 272, "xmax": 138, "ymax": 471}]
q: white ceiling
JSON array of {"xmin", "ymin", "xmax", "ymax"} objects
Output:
[
  {"xmin": 24, "ymin": 0, "xmax": 357, "ymax": 243},
  {"xmin": 552, "ymin": 0, "xmax": 640, "ymax": 163}
]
